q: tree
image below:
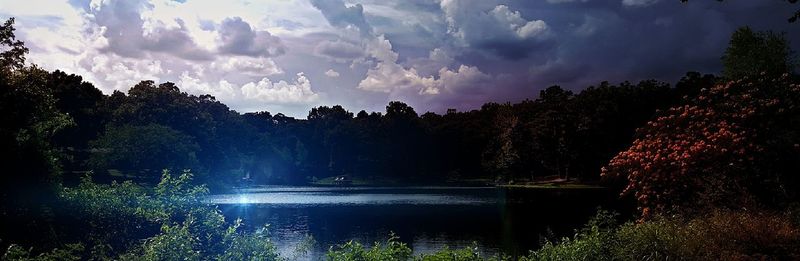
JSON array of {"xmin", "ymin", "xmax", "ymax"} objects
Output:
[
  {"xmin": 722, "ymin": 27, "xmax": 797, "ymax": 79},
  {"xmin": 0, "ymin": 18, "xmax": 28, "ymax": 72},
  {"xmin": 49, "ymin": 70, "xmax": 107, "ymax": 149},
  {"xmin": 482, "ymin": 104, "xmax": 519, "ymax": 180},
  {"xmin": 89, "ymin": 124, "xmax": 200, "ymax": 175},
  {"xmin": 529, "ymin": 86, "xmax": 577, "ymax": 180},
  {"xmin": 0, "ymin": 19, "xmax": 74, "ymax": 249},
  {"xmin": 602, "ymin": 74, "xmax": 800, "ymax": 219}
]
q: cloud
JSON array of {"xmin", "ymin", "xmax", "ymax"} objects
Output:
[
  {"xmin": 358, "ymin": 61, "xmax": 492, "ymax": 96},
  {"xmin": 7, "ymin": 0, "xmax": 800, "ymax": 117},
  {"xmin": 309, "ymin": 0, "xmax": 372, "ymax": 35},
  {"xmin": 440, "ymin": 0, "xmax": 550, "ymax": 59},
  {"xmin": 89, "ymin": 0, "xmax": 213, "ymax": 60},
  {"xmin": 489, "ymin": 5, "xmax": 548, "ymax": 39},
  {"xmin": 434, "ymin": 64, "xmax": 492, "ymax": 94},
  {"xmin": 358, "ymin": 60, "xmax": 433, "ymax": 93},
  {"xmin": 241, "ymin": 72, "xmax": 319, "ymax": 104},
  {"xmin": 313, "ymin": 39, "xmax": 365, "ymax": 62},
  {"xmin": 178, "ymin": 72, "xmax": 238, "ymax": 101},
  {"xmin": 547, "ymin": 0, "xmax": 589, "ymax": 3},
  {"xmin": 325, "ymin": 69, "xmax": 340, "ymax": 77},
  {"xmin": 357, "ymin": 36, "xmax": 491, "ymax": 97},
  {"xmin": 209, "ymin": 56, "xmax": 283, "ymax": 76},
  {"xmin": 178, "ymin": 71, "xmax": 319, "ymax": 106},
  {"xmin": 622, "ymin": 0, "xmax": 660, "ymax": 7},
  {"xmin": 76, "ymin": 52, "xmax": 167, "ymax": 91},
  {"xmin": 218, "ymin": 17, "xmax": 285, "ymax": 57}
]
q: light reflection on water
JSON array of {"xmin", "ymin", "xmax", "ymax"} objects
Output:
[
  {"xmin": 206, "ymin": 192, "xmax": 495, "ymax": 205},
  {"xmin": 206, "ymin": 186, "xmax": 599, "ymax": 260}
]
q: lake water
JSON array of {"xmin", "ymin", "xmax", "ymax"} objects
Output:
[{"xmin": 206, "ymin": 186, "xmax": 607, "ymax": 260}]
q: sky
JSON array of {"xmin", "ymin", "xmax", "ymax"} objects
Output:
[{"xmin": 0, "ymin": 0, "xmax": 798, "ymax": 117}]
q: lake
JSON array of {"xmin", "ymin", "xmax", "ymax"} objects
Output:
[{"xmin": 205, "ymin": 186, "xmax": 609, "ymax": 260}]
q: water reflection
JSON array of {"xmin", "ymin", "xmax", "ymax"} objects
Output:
[
  {"xmin": 207, "ymin": 186, "xmax": 603, "ymax": 259},
  {"xmin": 206, "ymin": 186, "xmax": 497, "ymax": 206}
]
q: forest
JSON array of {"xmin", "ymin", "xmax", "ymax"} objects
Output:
[
  {"xmin": 1, "ymin": 3, "xmax": 800, "ymax": 260},
  {"xmin": 3, "ymin": 23, "xmax": 712, "ymax": 189}
]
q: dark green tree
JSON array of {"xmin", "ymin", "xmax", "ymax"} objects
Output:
[
  {"xmin": 722, "ymin": 27, "xmax": 797, "ymax": 79},
  {"xmin": 0, "ymin": 18, "xmax": 28, "ymax": 72},
  {"xmin": 88, "ymin": 124, "xmax": 200, "ymax": 175}
]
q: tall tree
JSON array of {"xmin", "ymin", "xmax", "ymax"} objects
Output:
[
  {"xmin": 0, "ymin": 18, "xmax": 28, "ymax": 72},
  {"xmin": 722, "ymin": 27, "xmax": 797, "ymax": 79},
  {"xmin": 88, "ymin": 124, "xmax": 200, "ymax": 174}
]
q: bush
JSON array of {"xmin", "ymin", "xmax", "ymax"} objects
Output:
[
  {"xmin": 526, "ymin": 209, "xmax": 800, "ymax": 261},
  {"xmin": 416, "ymin": 243, "xmax": 503, "ymax": 261},
  {"xmin": 2, "ymin": 243, "xmax": 83, "ymax": 261},
  {"xmin": 602, "ymin": 74, "xmax": 800, "ymax": 219},
  {"xmin": 6, "ymin": 170, "xmax": 283, "ymax": 260},
  {"xmin": 326, "ymin": 233, "xmax": 412, "ymax": 261},
  {"xmin": 525, "ymin": 210, "xmax": 617, "ymax": 261}
]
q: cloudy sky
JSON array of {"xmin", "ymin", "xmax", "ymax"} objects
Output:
[{"xmin": 0, "ymin": 0, "xmax": 797, "ymax": 117}]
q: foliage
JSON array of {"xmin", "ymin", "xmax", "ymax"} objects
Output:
[
  {"xmin": 525, "ymin": 210, "xmax": 617, "ymax": 261},
  {"xmin": 612, "ymin": 211, "xmax": 800, "ymax": 260},
  {"xmin": 326, "ymin": 233, "xmax": 412, "ymax": 261},
  {"xmin": 53, "ymin": 170, "xmax": 283, "ymax": 260},
  {"xmin": 722, "ymin": 27, "xmax": 796, "ymax": 79},
  {"xmin": 0, "ymin": 18, "xmax": 73, "ymax": 249},
  {"xmin": 602, "ymin": 74, "xmax": 800, "ymax": 218},
  {"xmin": 2, "ymin": 243, "xmax": 83, "ymax": 261},
  {"xmin": 213, "ymin": 220, "xmax": 281, "ymax": 261},
  {"xmin": 0, "ymin": 18, "xmax": 28, "ymax": 72},
  {"xmin": 415, "ymin": 244, "xmax": 484, "ymax": 261},
  {"xmin": 528, "ymin": 209, "xmax": 800, "ymax": 261},
  {"xmin": 88, "ymin": 124, "xmax": 200, "ymax": 174}
]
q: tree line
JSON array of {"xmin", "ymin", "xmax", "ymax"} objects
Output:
[
  {"xmin": 35, "ymin": 54, "xmax": 710, "ymax": 187},
  {"xmin": 3, "ymin": 19, "xmax": 794, "ymax": 192}
]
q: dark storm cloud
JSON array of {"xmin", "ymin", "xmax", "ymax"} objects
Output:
[
  {"xmin": 91, "ymin": 0, "xmax": 213, "ymax": 61},
  {"xmin": 470, "ymin": 0, "xmax": 800, "ymax": 92},
  {"xmin": 314, "ymin": 39, "xmax": 365, "ymax": 62},
  {"xmin": 309, "ymin": 0, "xmax": 372, "ymax": 36},
  {"xmin": 439, "ymin": 0, "xmax": 552, "ymax": 60},
  {"xmin": 218, "ymin": 17, "xmax": 286, "ymax": 57}
]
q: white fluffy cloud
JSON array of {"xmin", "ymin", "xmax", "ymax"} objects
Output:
[
  {"xmin": 325, "ymin": 69, "xmax": 340, "ymax": 77},
  {"xmin": 356, "ymin": 35, "xmax": 491, "ymax": 96},
  {"xmin": 489, "ymin": 5, "xmax": 549, "ymax": 39},
  {"xmin": 352, "ymin": 26, "xmax": 494, "ymax": 103},
  {"xmin": 210, "ymin": 56, "xmax": 283, "ymax": 76},
  {"xmin": 440, "ymin": 1, "xmax": 549, "ymax": 50},
  {"xmin": 178, "ymin": 72, "xmax": 238, "ymax": 101},
  {"xmin": 178, "ymin": 71, "xmax": 319, "ymax": 105},
  {"xmin": 241, "ymin": 73, "xmax": 319, "ymax": 104}
]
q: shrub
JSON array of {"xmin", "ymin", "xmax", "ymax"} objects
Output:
[
  {"xmin": 526, "ymin": 209, "xmax": 800, "ymax": 261},
  {"xmin": 416, "ymin": 243, "xmax": 501, "ymax": 261},
  {"xmin": 8, "ymin": 170, "xmax": 283, "ymax": 260},
  {"xmin": 2, "ymin": 243, "xmax": 83, "ymax": 261},
  {"xmin": 602, "ymin": 74, "xmax": 800, "ymax": 219},
  {"xmin": 525, "ymin": 210, "xmax": 617, "ymax": 261},
  {"xmin": 326, "ymin": 233, "xmax": 412, "ymax": 261}
]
